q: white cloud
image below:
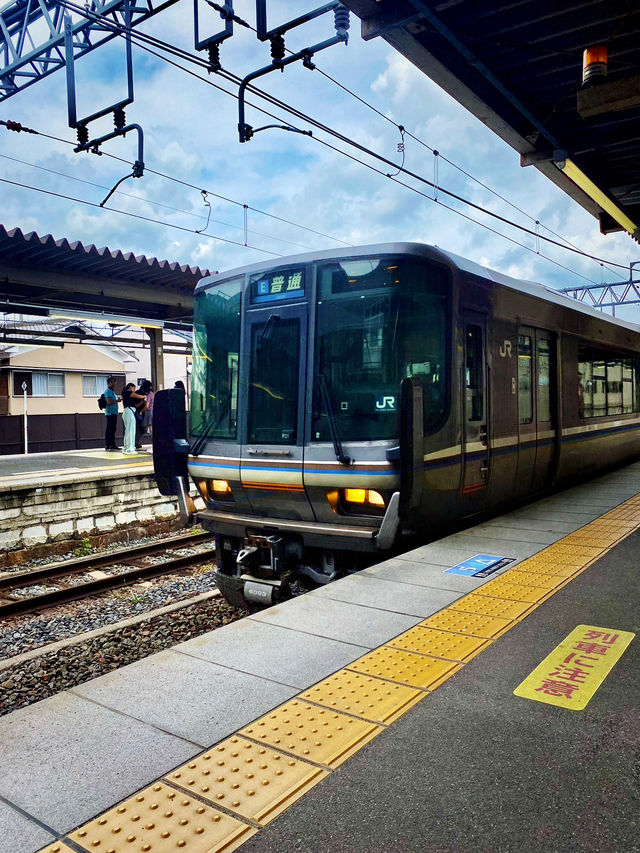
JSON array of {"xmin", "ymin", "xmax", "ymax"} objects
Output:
[{"xmin": 0, "ymin": 0, "xmax": 636, "ymax": 313}]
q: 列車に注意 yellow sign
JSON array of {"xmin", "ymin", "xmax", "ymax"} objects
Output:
[{"xmin": 514, "ymin": 625, "xmax": 634, "ymax": 710}]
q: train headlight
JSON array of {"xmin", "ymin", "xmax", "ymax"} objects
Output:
[
  {"xmin": 339, "ymin": 488, "xmax": 386, "ymax": 515},
  {"xmin": 210, "ymin": 479, "xmax": 233, "ymax": 499},
  {"xmin": 344, "ymin": 488, "xmax": 385, "ymax": 507}
]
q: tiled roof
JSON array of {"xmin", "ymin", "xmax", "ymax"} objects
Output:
[{"xmin": 0, "ymin": 224, "xmax": 211, "ymax": 286}]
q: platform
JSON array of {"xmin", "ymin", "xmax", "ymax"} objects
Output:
[
  {"xmin": 1, "ymin": 463, "xmax": 638, "ymax": 853},
  {"xmin": 0, "ymin": 447, "xmax": 153, "ymax": 490}
]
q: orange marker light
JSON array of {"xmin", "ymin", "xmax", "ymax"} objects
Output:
[{"xmin": 345, "ymin": 488, "xmax": 367, "ymax": 503}]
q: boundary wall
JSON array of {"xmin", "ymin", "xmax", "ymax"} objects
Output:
[{"xmin": 0, "ymin": 469, "xmax": 200, "ymax": 567}]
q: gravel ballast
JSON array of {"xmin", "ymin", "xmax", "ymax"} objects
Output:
[{"xmin": 0, "ymin": 592, "xmax": 244, "ymax": 716}]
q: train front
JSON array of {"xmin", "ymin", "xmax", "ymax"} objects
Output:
[{"xmin": 185, "ymin": 247, "xmax": 449, "ymax": 608}]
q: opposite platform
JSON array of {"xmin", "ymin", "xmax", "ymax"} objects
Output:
[{"xmin": 1, "ymin": 463, "xmax": 638, "ymax": 852}]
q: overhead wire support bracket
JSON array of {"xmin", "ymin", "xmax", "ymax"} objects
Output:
[
  {"xmin": 194, "ymin": 0, "xmax": 234, "ymax": 72},
  {"xmin": 63, "ymin": 2, "xmax": 144, "ymax": 196},
  {"xmin": 238, "ymin": 3, "xmax": 349, "ymax": 143}
]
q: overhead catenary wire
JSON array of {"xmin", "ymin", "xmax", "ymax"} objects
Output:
[
  {"xmin": 54, "ymin": 0, "xmax": 631, "ymax": 274},
  {"xmin": 0, "ymin": 152, "xmax": 322, "ymax": 253},
  {"xmin": 6, "ymin": 2, "xmax": 631, "ymax": 280},
  {"xmin": 0, "ymin": 175, "xmax": 282, "ymax": 256}
]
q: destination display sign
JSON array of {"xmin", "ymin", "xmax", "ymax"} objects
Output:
[{"xmin": 250, "ymin": 268, "xmax": 305, "ymax": 304}]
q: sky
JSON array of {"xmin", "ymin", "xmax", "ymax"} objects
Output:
[{"xmin": 1, "ymin": 0, "xmax": 639, "ymax": 318}]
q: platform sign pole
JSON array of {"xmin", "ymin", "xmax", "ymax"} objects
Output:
[{"xmin": 22, "ymin": 381, "xmax": 28, "ymax": 454}]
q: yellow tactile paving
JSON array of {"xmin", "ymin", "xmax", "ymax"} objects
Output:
[
  {"xmin": 239, "ymin": 699, "xmax": 383, "ymax": 769},
  {"xmin": 299, "ymin": 669, "xmax": 425, "ymax": 724},
  {"xmin": 387, "ymin": 625, "xmax": 490, "ymax": 662},
  {"xmin": 68, "ymin": 782, "xmax": 257, "ymax": 853},
  {"xmin": 37, "ymin": 488, "xmax": 640, "ymax": 853},
  {"xmin": 512, "ymin": 561, "xmax": 581, "ymax": 580},
  {"xmin": 449, "ymin": 593, "xmax": 533, "ymax": 620},
  {"xmin": 474, "ymin": 578, "xmax": 551, "ymax": 603},
  {"xmin": 544, "ymin": 543, "xmax": 606, "ymax": 560},
  {"xmin": 165, "ymin": 736, "xmax": 328, "ymax": 826},
  {"xmin": 497, "ymin": 570, "xmax": 567, "ymax": 591},
  {"xmin": 347, "ymin": 646, "xmax": 459, "ymax": 690},
  {"xmin": 421, "ymin": 608, "xmax": 512, "ymax": 638}
]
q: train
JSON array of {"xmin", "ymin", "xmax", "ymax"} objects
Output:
[{"xmin": 153, "ymin": 242, "xmax": 640, "ymax": 609}]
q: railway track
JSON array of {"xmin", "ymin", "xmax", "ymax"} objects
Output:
[{"xmin": 0, "ymin": 531, "xmax": 215, "ymax": 617}]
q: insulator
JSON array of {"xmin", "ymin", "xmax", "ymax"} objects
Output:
[
  {"xmin": 113, "ymin": 107, "xmax": 126, "ymax": 130},
  {"xmin": 77, "ymin": 125, "xmax": 89, "ymax": 146},
  {"xmin": 6, "ymin": 120, "xmax": 22, "ymax": 131},
  {"xmin": 270, "ymin": 34, "xmax": 285, "ymax": 63},
  {"xmin": 334, "ymin": 5, "xmax": 350, "ymax": 34},
  {"xmin": 208, "ymin": 43, "xmax": 221, "ymax": 72}
]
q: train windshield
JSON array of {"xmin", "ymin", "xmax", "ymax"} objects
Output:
[
  {"xmin": 191, "ymin": 278, "xmax": 241, "ymax": 440},
  {"xmin": 313, "ymin": 257, "xmax": 449, "ymax": 441}
]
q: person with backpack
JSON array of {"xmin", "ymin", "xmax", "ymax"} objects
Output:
[{"xmin": 102, "ymin": 376, "xmax": 121, "ymax": 451}]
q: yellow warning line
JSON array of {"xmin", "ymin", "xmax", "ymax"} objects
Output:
[{"xmin": 40, "ymin": 492, "xmax": 640, "ymax": 853}]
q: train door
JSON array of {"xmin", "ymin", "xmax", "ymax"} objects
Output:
[
  {"xmin": 516, "ymin": 327, "xmax": 557, "ymax": 493},
  {"xmin": 240, "ymin": 303, "xmax": 315, "ymax": 520},
  {"xmin": 462, "ymin": 312, "xmax": 489, "ymax": 499}
]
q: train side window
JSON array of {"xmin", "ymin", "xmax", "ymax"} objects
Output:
[
  {"xmin": 607, "ymin": 361, "xmax": 623, "ymax": 415},
  {"xmin": 537, "ymin": 337, "xmax": 551, "ymax": 422},
  {"xmin": 623, "ymin": 360, "xmax": 634, "ymax": 413},
  {"xmin": 592, "ymin": 360, "xmax": 606, "ymax": 416},
  {"xmin": 465, "ymin": 324, "xmax": 483, "ymax": 421},
  {"xmin": 518, "ymin": 334, "xmax": 533, "ymax": 424},
  {"xmin": 578, "ymin": 359, "xmax": 593, "ymax": 418}
]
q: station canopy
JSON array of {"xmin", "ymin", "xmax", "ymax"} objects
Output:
[
  {"xmin": 0, "ymin": 225, "xmax": 211, "ymax": 329},
  {"xmin": 343, "ymin": 0, "xmax": 640, "ymax": 241}
]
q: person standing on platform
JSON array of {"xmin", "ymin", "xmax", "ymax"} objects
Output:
[
  {"xmin": 135, "ymin": 379, "xmax": 152, "ymax": 448},
  {"xmin": 103, "ymin": 376, "xmax": 121, "ymax": 451},
  {"xmin": 121, "ymin": 382, "xmax": 146, "ymax": 454}
]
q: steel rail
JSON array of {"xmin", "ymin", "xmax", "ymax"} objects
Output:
[{"xmin": 0, "ymin": 531, "xmax": 215, "ymax": 617}]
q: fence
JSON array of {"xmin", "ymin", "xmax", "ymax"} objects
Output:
[{"xmin": 0, "ymin": 413, "xmax": 125, "ymax": 454}]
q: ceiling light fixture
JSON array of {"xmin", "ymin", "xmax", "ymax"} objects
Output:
[{"xmin": 553, "ymin": 151, "xmax": 638, "ymax": 238}]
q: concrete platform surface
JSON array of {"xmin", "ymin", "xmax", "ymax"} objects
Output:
[
  {"xmin": 0, "ymin": 463, "xmax": 638, "ymax": 852},
  {"xmin": 0, "ymin": 448, "xmax": 152, "ymax": 489}
]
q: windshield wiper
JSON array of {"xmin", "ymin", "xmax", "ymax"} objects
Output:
[
  {"xmin": 318, "ymin": 373, "xmax": 352, "ymax": 466},
  {"xmin": 257, "ymin": 313, "xmax": 280, "ymax": 352}
]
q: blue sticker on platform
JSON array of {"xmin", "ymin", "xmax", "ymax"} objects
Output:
[{"xmin": 445, "ymin": 554, "xmax": 515, "ymax": 578}]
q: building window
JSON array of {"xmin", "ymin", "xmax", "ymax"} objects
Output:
[
  {"xmin": 32, "ymin": 372, "xmax": 65, "ymax": 397},
  {"xmin": 83, "ymin": 374, "xmax": 110, "ymax": 396}
]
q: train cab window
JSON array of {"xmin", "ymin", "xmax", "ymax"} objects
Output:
[
  {"xmin": 465, "ymin": 324, "xmax": 483, "ymax": 421},
  {"xmin": 518, "ymin": 334, "xmax": 533, "ymax": 424},
  {"xmin": 248, "ymin": 317, "xmax": 300, "ymax": 444},
  {"xmin": 191, "ymin": 279, "xmax": 242, "ymax": 440},
  {"xmin": 312, "ymin": 258, "xmax": 449, "ymax": 441}
]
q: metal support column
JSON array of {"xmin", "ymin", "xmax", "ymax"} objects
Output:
[{"xmin": 147, "ymin": 327, "xmax": 165, "ymax": 390}]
